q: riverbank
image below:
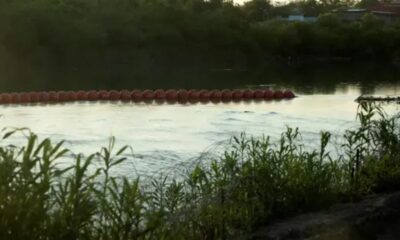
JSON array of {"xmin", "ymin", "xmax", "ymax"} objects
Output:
[
  {"xmin": 0, "ymin": 102, "xmax": 399, "ymax": 239},
  {"xmin": 251, "ymin": 191, "xmax": 400, "ymax": 240}
]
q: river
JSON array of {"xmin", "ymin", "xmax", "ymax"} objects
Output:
[{"xmin": 0, "ymin": 62, "xmax": 399, "ymax": 177}]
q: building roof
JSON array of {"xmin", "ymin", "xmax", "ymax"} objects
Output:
[
  {"xmin": 288, "ymin": 15, "xmax": 304, "ymax": 21},
  {"xmin": 346, "ymin": 8, "xmax": 367, "ymax": 12},
  {"xmin": 332, "ymin": 8, "xmax": 367, "ymax": 14},
  {"xmin": 368, "ymin": 3, "xmax": 400, "ymax": 16}
]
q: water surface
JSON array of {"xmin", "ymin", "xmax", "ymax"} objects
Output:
[{"xmin": 0, "ymin": 63, "xmax": 399, "ymax": 177}]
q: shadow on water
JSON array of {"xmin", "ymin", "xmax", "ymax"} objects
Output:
[{"xmin": 0, "ymin": 60, "xmax": 400, "ymax": 95}]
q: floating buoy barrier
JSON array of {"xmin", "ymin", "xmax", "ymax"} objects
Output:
[
  {"xmin": 0, "ymin": 89, "xmax": 296, "ymax": 105},
  {"xmin": 98, "ymin": 90, "xmax": 110, "ymax": 101},
  {"xmin": 210, "ymin": 89, "xmax": 222, "ymax": 103},
  {"xmin": 87, "ymin": 90, "xmax": 99, "ymax": 101},
  {"xmin": 49, "ymin": 91, "xmax": 59, "ymax": 102},
  {"xmin": 264, "ymin": 89, "xmax": 274, "ymax": 100},
  {"xmin": 232, "ymin": 90, "xmax": 244, "ymax": 101},
  {"xmin": 221, "ymin": 89, "xmax": 233, "ymax": 102},
  {"xmin": 77, "ymin": 91, "xmax": 88, "ymax": 101},
  {"xmin": 199, "ymin": 89, "xmax": 211, "ymax": 102},
  {"xmin": 11, "ymin": 93, "xmax": 20, "ymax": 104},
  {"xmin": 243, "ymin": 89, "xmax": 254, "ymax": 99},
  {"xmin": 20, "ymin": 92, "xmax": 31, "ymax": 103},
  {"xmin": 188, "ymin": 89, "xmax": 200, "ymax": 102},
  {"xmin": 120, "ymin": 90, "xmax": 131, "ymax": 101},
  {"xmin": 131, "ymin": 90, "xmax": 142, "ymax": 102},
  {"xmin": 274, "ymin": 90, "xmax": 284, "ymax": 99},
  {"xmin": 253, "ymin": 90, "xmax": 264, "ymax": 99},
  {"xmin": 68, "ymin": 91, "xmax": 77, "ymax": 101},
  {"xmin": 0, "ymin": 93, "xmax": 11, "ymax": 104},
  {"xmin": 39, "ymin": 92, "xmax": 50, "ymax": 102},
  {"xmin": 166, "ymin": 89, "xmax": 178, "ymax": 102},
  {"xmin": 58, "ymin": 91, "xmax": 68, "ymax": 102},
  {"xmin": 178, "ymin": 89, "xmax": 189, "ymax": 103},
  {"xmin": 154, "ymin": 89, "xmax": 165, "ymax": 103},
  {"xmin": 142, "ymin": 89, "xmax": 155, "ymax": 102}
]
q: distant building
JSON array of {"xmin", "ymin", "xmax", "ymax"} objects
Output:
[
  {"xmin": 336, "ymin": 8, "xmax": 367, "ymax": 21},
  {"xmin": 334, "ymin": 0, "xmax": 400, "ymax": 23},
  {"xmin": 367, "ymin": 2, "xmax": 400, "ymax": 22},
  {"xmin": 277, "ymin": 8, "xmax": 318, "ymax": 23},
  {"xmin": 287, "ymin": 14, "xmax": 318, "ymax": 22}
]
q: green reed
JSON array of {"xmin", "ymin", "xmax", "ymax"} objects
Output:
[{"xmin": 0, "ymin": 102, "xmax": 399, "ymax": 239}]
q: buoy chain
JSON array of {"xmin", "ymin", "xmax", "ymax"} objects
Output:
[{"xmin": 0, "ymin": 89, "xmax": 296, "ymax": 105}]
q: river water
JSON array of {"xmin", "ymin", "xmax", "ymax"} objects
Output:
[{"xmin": 0, "ymin": 63, "xmax": 399, "ymax": 177}]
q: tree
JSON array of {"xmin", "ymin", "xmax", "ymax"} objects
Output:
[
  {"xmin": 299, "ymin": 0, "xmax": 323, "ymax": 16},
  {"xmin": 243, "ymin": 0, "xmax": 272, "ymax": 21},
  {"xmin": 357, "ymin": 0, "xmax": 379, "ymax": 8}
]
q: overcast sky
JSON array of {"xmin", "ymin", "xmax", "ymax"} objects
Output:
[
  {"xmin": 233, "ymin": 0, "xmax": 290, "ymax": 4},
  {"xmin": 233, "ymin": 0, "xmax": 283, "ymax": 5},
  {"xmin": 233, "ymin": 0, "xmax": 248, "ymax": 4}
]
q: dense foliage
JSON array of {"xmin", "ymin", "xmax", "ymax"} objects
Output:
[
  {"xmin": 0, "ymin": 102, "xmax": 399, "ymax": 239},
  {"xmin": 0, "ymin": 0, "xmax": 400, "ymax": 72}
]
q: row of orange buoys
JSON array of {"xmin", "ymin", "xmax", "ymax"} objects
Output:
[{"xmin": 0, "ymin": 89, "xmax": 296, "ymax": 105}]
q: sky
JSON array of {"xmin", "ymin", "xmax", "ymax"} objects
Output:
[
  {"xmin": 233, "ymin": 0, "xmax": 249, "ymax": 4},
  {"xmin": 233, "ymin": 0, "xmax": 284, "ymax": 5}
]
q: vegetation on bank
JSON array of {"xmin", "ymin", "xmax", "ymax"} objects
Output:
[
  {"xmin": 1, "ymin": 0, "xmax": 400, "ymax": 71},
  {"xmin": 0, "ymin": 102, "xmax": 399, "ymax": 239}
]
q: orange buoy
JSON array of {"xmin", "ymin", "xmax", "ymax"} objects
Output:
[
  {"xmin": 142, "ymin": 89, "xmax": 155, "ymax": 102},
  {"xmin": 57, "ymin": 91, "xmax": 68, "ymax": 102},
  {"xmin": 253, "ymin": 89, "xmax": 265, "ymax": 99},
  {"xmin": 109, "ymin": 90, "xmax": 120, "ymax": 101},
  {"xmin": 274, "ymin": 90, "xmax": 284, "ymax": 99},
  {"xmin": 87, "ymin": 90, "xmax": 99, "ymax": 101},
  {"xmin": 221, "ymin": 89, "xmax": 232, "ymax": 102},
  {"xmin": 264, "ymin": 89, "xmax": 274, "ymax": 100},
  {"xmin": 10, "ymin": 93, "xmax": 21, "ymax": 104},
  {"xmin": 154, "ymin": 89, "xmax": 166, "ymax": 103},
  {"xmin": 166, "ymin": 89, "xmax": 178, "ymax": 102},
  {"xmin": 283, "ymin": 90, "xmax": 295, "ymax": 99},
  {"xmin": 29, "ymin": 92, "xmax": 40, "ymax": 103},
  {"xmin": 199, "ymin": 89, "xmax": 210, "ymax": 103},
  {"xmin": 188, "ymin": 89, "xmax": 200, "ymax": 102},
  {"xmin": 243, "ymin": 90, "xmax": 254, "ymax": 100},
  {"xmin": 210, "ymin": 89, "xmax": 222, "ymax": 103},
  {"xmin": 67, "ymin": 91, "xmax": 77, "ymax": 101},
  {"xmin": 131, "ymin": 90, "xmax": 143, "ymax": 102},
  {"xmin": 77, "ymin": 91, "xmax": 88, "ymax": 101},
  {"xmin": 20, "ymin": 92, "xmax": 31, "ymax": 103},
  {"xmin": 232, "ymin": 89, "xmax": 244, "ymax": 101},
  {"xmin": 0, "ymin": 93, "xmax": 11, "ymax": 104},
  {"xmin": 120, "ymin": 90, "xmax": 131, "ymax": 101},
  {"xmin": 39, "ymin": 92, "xmax": 50, "ymax": 102},
  {"xmin": 98, "ymin": 90, "xmax": 110, "ymax": 101},
  {"xmin": 49, "ymin": 91, "xmax": 59, "ymax": 102},
  {"xmin": 178, "ymin": 89, "xmax": 189, "ymax": 103}
]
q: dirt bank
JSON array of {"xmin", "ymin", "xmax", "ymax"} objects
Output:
[{"xmin": 250, "ymin": 192, "xmax": 400, "ymax": 240}]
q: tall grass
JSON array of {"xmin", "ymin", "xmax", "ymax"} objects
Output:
[{"xmin": 0, "ymin": 102, "xmax": 399, "ymax": 239}]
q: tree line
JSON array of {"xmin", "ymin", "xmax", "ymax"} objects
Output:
[{"xmin": 0, "ymin": 0, "xmax": 399, "ymax": 70}]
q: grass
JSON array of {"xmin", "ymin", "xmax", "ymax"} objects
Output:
[{"xmin": 0, "ymin": 102, "xmax": 399, "ymax": 239}]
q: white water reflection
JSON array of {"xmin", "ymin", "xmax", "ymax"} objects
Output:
[{"xmin": 0, "ymin": 84, "xmax": 399, "ymax": 177}]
